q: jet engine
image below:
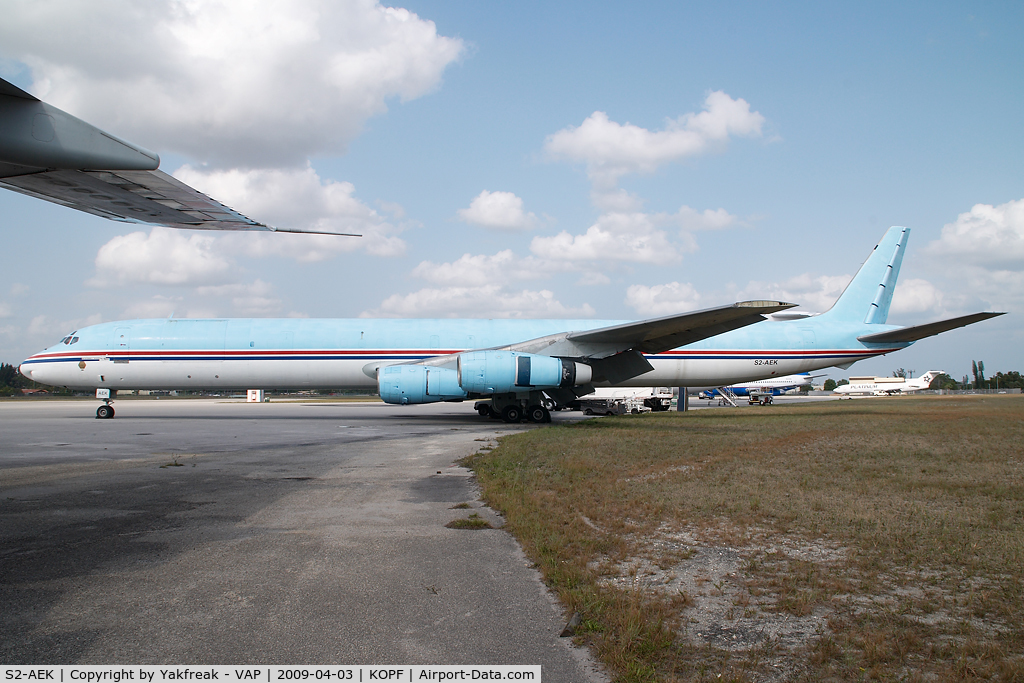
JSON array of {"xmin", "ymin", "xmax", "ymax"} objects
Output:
[
  {"xmin": 377, "ymin": 364, "xmax": 467, "ymax": 405},
  {"xmin": 458, "ymin": 351, "xmax": 591, "ymax": 394}
]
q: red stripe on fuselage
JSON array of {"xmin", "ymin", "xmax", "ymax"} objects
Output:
[{"xmin": 26, "ymin": 347, "xmax": 898, "ymax": 361}]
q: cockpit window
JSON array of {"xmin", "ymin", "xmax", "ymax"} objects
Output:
[
  {"xmin": 59, "ymin": 331, "xmax": 78, "ymax": 345},
  {"xmin": 61, "ymin": 336, "xmax": 70, "ymax": 345},
  {"xmin": 71, "ymin": 336, "xmax": 79, "ymax": 344}
]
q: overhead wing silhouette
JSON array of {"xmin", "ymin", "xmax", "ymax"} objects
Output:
[{"xmin": 0, "ymin": 76, "xmax": 357, "ymax": 236}]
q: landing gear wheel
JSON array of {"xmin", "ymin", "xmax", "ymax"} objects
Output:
[
  {"xmin": 527, "ymin": 405, "xmax": 550, "ymax": 423},
  {"xmin": 477, "ymin": 405, "xmax": 491, "ymax": 417},
  {"xmin": 541, "ymin": 397, "xmax": 555, "ymax": 411},
  {"xmin": 96, "ymin": 405, "xmax": 114, "ymax": 419},
  {"xmin": 501, "ymin": 405, "xmax": 523, "ymax": 423}
]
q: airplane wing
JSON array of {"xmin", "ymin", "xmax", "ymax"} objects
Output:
[
  {"xmin": 0, "ymin": 76, "xmax": 357, "ymax": 236},
  {"xmin": 366, "ymin": 300, "xmax": 795, "ymax": 386},
  {"xmin": 0, "ymin": 167, "xmax": 358, "ymax": 235},
  {"xmin": 564, "ymin": 300, "xmax": 794, "ymax": 354},
  {"xmin": 857, "ymin": 312, "xmax": 1006, "ymax": 344}
]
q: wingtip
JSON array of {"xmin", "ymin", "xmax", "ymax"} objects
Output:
[{"xmin": 266, "ymin": 226, "xmax": 362, "ymax": 237}]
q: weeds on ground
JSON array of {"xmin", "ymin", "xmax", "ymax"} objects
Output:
[
  {"xmin": 464, "ymin": 396, "xmax": 1024, "ymax": 681},
  {"xmin": 445, "ymin": 513, "xmax": 493, "ymax": 530}
]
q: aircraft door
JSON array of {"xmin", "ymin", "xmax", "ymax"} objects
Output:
[
  {"xmin": 103, "ymin": 326, "xmax": 133, "ymax": 386},
  {"xmin": 426, "ymin": 367, "xmax": 439, "ymax": 396}
]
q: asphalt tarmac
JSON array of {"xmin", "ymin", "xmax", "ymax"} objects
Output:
[{"xmin": 0, "ymin": 398, "xmax": 606, "ymax": 679}]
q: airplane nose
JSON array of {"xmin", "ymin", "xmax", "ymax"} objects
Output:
[{"xmin": 18, "ymin": 363, "xmax": 33, "ymax": 380}]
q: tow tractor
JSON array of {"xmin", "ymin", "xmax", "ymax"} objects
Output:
[{"xmin": 747, "ymin": 389, "xmax": 774, "ymax": 406}]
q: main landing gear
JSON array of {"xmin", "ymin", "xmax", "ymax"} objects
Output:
[
  {"xmin": 526, "ymin": 404, "xmax": 550, "ymax": 424},
  {"xmin": 500, "ymin": 403, "xmax": 550, "ymax": 424},
  {"xmin": 485, "ymin": 393, "xmax": 552, "ymax": 424}
]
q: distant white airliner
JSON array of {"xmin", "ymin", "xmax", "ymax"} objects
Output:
[{"xmin": 833, "ymin": 370, "xmax": 945, "ymax": 396}]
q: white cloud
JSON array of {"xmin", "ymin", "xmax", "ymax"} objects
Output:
[
  {"xmin": 26, "ymin": 313, "xmax": 103, "ymax": 339},
  {"xmin": 577, "ymin": 272, "xmax": 610, "ymax": 286},
  {"xmin": 363, "ymin": 285, "xmax": 594, "ymax": 319},
  {"xmin": 457, "ymin": 190, "xmax": 538, "ymax": 230},
  {"xmin": 531, "ymin": 211, "xmax": 682, "ymax": 265},
  {"xmin": 889, "ymin": 278, "xmax": 945, "ymax": 316},
  {"xmin": 196, "ymin": 279, "xmax": 282, "ymax": 316},
  {"xmin": 926, "ymin": 198, "xmax": 1024, "ymax": 270},
  {"xmin": 119, "ymin": 282, "xmax": 281, "ymax": 318},
  {"xmin": 591, "ymin": 188, "xmax": 644, "ymax": 213},
  {"xmin": 545, "ymin": 91, "xmax": 764, "ymax": 189},
  {"xmin": 542, "ymin": 94, "xmax": 751, "ymax": 267},
  {"xmin": 121, "ymin": 296, "xmax": 185, "ymax": 319},
  {"xmin": 176, "ymin": 164, "xmax": 406, "ymax": 259},
  {"xmin": 411, "ymin": 250, "xmax": 548, "ymax": 287},
  {"xmin": 376, "ymin": 200, "xmax": 406, "ymax": 219},
  {"xmin": 0, "ymin": 302, "xmax": 12, "ymax": 319},
  {"xmin": 27, "ymin": 315, "xmax": 50, "ymax": 337},
  {"xmin": 625, "ymin": 282, "xmax": 702, "ymax": 317},
  {"xmin": 89, "ymin": 228, "xmax": 233, "ymax": 287},
  {"xmin": 739, "ymin": 273, "xmax": 853, "ymax": 313},
  {"xmin": 1, "ymin": 0, "xmax": 464, "ymax": 168},
  {"xmin": 913, "ymin": 197, "xmax": 1024, "ymax": 313},
  {"xmin": 672, "ymin": 206, "xmax": 738, "ymax": 232}
]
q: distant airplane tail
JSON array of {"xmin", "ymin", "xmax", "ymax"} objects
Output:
[{"xmin": 819, "ymin": 226, "xmax": 909, "ymax": 324}]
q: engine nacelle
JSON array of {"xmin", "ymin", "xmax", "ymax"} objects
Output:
[
  {"xmin": 458, "ymin": 351, "xmax": 592, "ymax": 394},
  {"xmin": 377, "ymin": 364, "xmax": 467, "ymax": 405}
]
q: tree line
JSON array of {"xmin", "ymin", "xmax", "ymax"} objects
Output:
[
  {"xmin": 0, "ymin": 362, "xmax": 32, "ymax": 396},
  {"xmin": 0, "ymin": 362, "xmax": 74, "ymax": 396}
]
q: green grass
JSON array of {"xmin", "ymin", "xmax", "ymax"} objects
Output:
[
  {"xmin": 446, "ymin": 512, "xmax": 493, "ymax": 529},
  {"xmin": 464, "ymin": 396, "xmax": 1024, "ymax": 681}
]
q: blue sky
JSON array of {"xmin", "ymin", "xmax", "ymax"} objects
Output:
[{"xmin": 1, "ymin": 1, "xmax": 1022, "ymax": 383}]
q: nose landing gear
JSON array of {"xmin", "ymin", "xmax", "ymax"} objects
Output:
[{"xmin": 96, "ymin": 399, "xmax": 115, "ymax": 419}]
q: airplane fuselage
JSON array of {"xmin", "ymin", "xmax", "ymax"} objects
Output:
[{"xmin": 20, "ymin": 316, "xmax": 906, "ymax": 393}]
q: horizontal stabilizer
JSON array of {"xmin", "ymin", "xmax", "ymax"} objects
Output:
[
  {"xmin": 857, "ymin": 312, "xmax": 1006, "ymax": 344},
  {"xmin": 568, "ymin": 300, "xmax": 795, "ymax": 355}
]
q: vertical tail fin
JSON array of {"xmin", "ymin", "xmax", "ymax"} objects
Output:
[{"xmin": 820, "ymin": 226, "xmax": 909, "ymax": 324}]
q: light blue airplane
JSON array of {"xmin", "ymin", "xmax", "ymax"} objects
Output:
[
  {"xmin": 2, "ymin": 78, "xmax": 1005, "ymax": 422},
  {"xmin": 19, "ymin": 227, "xmax": 1004, "ymax": 421}
]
